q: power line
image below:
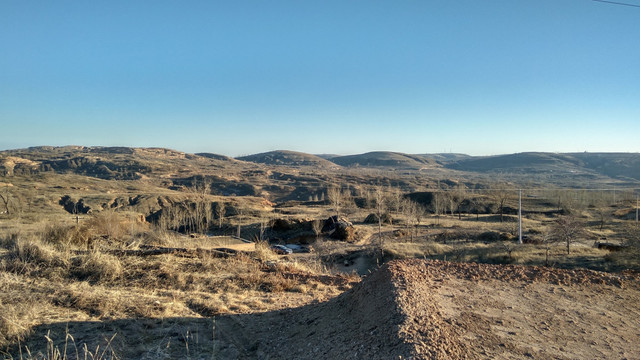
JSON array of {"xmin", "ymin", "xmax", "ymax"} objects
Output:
[{"xmin": 593, "ymin": 0, "xmax": 640, "ymax": 8}]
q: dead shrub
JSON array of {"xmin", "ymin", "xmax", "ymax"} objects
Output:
[
  {"xmin": 253, "ymin": 241, "xmax": 279, "ymax": 262},
  {"xmin": 156, "ymin": 266, "xmax": 187, "ymax": 290},
  {"xmin": 14, "ymin": 237, "xmax": 57, "ymax": 265},
  {"xmin": 186, "ymin": 298, "xmax": 229, "ymax": 316},
  {"xmin": 70, "ymin": 251, "xmax": 123, "ymax": 283},
  {"xmin": 0, "ymin": 302, "xmax": 36, "ymax": 348},
  {"xmin": 235, "ymin": 271, "xmax": 296, "ymax": 292},
  {"xmin": 40, "ymin": 223, "xmax": 91, "ymax": 249},
  {"xmin": 2, "ymin": 236, "xmax": 69, "ymax": 277},
  {"xmin": 0, "ymin": 232, "xmax": 20, "ymax": 249},
  {"xmin": 84, "ymin": 211, "xmax": 128, "ymax": 240},
  {"xmin": 0, "ymin": 273, "xmax": 41, "ymax": 348}
]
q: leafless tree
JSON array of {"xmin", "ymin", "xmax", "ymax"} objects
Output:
[
  {"xmin": 592, "ymin": 195, "xmax": 611, "ymax": 231},
  {"xmin": 259, "ymin": 220, "xmax": 267, "ymax": 242},
  {"xmin": 541, "ymin": 232, "xmax": 555, "ymax": 266},
  {"xmin": 312, "ymin": 219, "xmax": 323, "ymax": 241},
  {"xmin": 214, "ymin": 202, "xmax": 225, "ymax": 228},
  {"xmin": 236, "ymin": 207, "xmax": 244, "ymax": 238},
  {"xmin": 401, "ymin": 199, "xmax": 423, "ymax": 241},
  {"xmin": 327, "ymin": 185, "xmax": 343, "ymax": 218},
  {"xmin": 489, "ymin": 184, "xmax": 511, "ymax": 222},
  {"xmin": 432, "ymin": 191, "xmax": 444, "ymax": 225},
  {"xmin": 187, "ymin": 178, "xmax": 213, "ymax": 234},
  {"xmin": 451, "ymin": 184, "xmax": 467, "ymax": 220},
  {"xmin": 389, "ymin": 187, "xmax": 403, "ymax": 214},
  {"xmin": 407, "ymin": 201, "xmax": 425, "ymax": 241},
  {"xmin": 467, "ymin": 193, "xmax": 481, "ymax": 220},
  {"xmin": 372, "ymin": 186, "xmax": 387, "ymax": 247},
  {"xmin": 550, "ymin": 215, "xmax": 585, "ymax": 255}
]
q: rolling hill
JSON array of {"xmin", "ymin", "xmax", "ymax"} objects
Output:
[
  {"xmin": 445, "ymin": 152, "xmax": 640, "ymax": 182},
  {"xmin": 237, "ymin": 150, "xmax": 340, "ymax": 169},
  {"xmin": 329, "ymin": 151, "xmax": 440, "ymax": 169}
]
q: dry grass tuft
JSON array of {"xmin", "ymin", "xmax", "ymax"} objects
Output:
[
  {"xmin": 0, "ymin": 301, "xmax": 36, "ymax": 348},
  {"xmin": 253, "ymin": 241, "xmax": 279, "ymax": 262},
  {"xmin": 0, "ymin": 273, "xmax": 48, "ymax": 349},
  {"xmin": 186, "ymin": 298, "xmax": 230, "ymax": 316},
  {"xmin": 1, "ymin": 235, "xmax": 70, "ymax": 279},
  {"xmin": 39, "ymin": 223, "xmax": 91, "ymax": 249},
  {"xmin": 70, "ymin": 251, "xmax": 123, "ymax": 283}
]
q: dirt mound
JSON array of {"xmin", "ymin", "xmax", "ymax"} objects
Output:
[
  {"xmin": 216, "ymin": 259, "xmax": 640, "ymax": 359},
  {"xmin": 363, "ymin": 212, "xmax": 393, "ymax": 224},
  {"xmin": 215, "ymin": 260, "xmax": 464, "ymax": 359}
]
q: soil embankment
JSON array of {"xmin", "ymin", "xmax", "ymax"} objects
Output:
[{"xmin": 215, "ymin": 259, "xmax": 640, "ymax": 359}]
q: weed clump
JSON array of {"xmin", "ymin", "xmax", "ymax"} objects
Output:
[{"xmin": 70, "ymin": 251, "xmax": 123, "ymax": 283}]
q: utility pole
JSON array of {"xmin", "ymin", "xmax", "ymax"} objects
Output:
[{"xmin": 518, "ymin": 189, "xmax": 523, "ymax": 244}]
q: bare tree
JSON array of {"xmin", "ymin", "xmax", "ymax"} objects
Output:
[
  {"xmin": 402, "ymin": 198, "xmax": 414, "ymax": 239},
  {"xmin": 389, "ymin": 187, "xmax": 403, "ymax": 214},
  {"xmin": 592, "ymin": 195, "xmax": 611, "ymax": 231},
  {"xmin": 372, "ymin": 186, "xmax": 387, "ymax": 248},
  {"xmin": 406, "ymin": 200, "xmax": 425, "ymax": 241},
  {"xmin": 432, "ymin": 191, "xmax": 444, "ymax": 225},
  {"xmin": 541, "ymin": 232, "xmax": 555, "ymax": 266},
  {"xmin": 489, "ymin": 184, "xmax": 511, "ymax": 222},
  {"xmin": 550, "ymin": 215, "xmax": 585, "ymax": 255},
  {"xmin": 451, "ymin": 184, "xmax": 467, "ymax": 220},
  {"xmin": 327, "ymin": 185, "xmax": 357, "ymax": 217},
  {"xmin": 327, "ymin": 185, "xmax": 343, "ymax": 218},
  {"xmin": 259, "ymin": 220, "xmax": 267, "ymax": 242},
  {"xmin": 187, "ymin": 178, "xmax": 213, "ymax": 234},
  {"xmin": 468, "ymin": 193, "xmax": 481, "ymax": 220},
  {"xmin": 312, "ymin": 219, "xmax": 323, "ymax": 241},
  {"xmin": 415, "ymin": 203, "xmax": 426, "ymax": 238},
  {"xmin": 214, "ymin": 202, "xmax": 225, "ymax": 228},
  {"xmin": 236, "ymin": 207, "xmax": 244, "ymax": 238}
]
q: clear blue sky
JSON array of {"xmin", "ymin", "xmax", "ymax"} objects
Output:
[{"xmin": 1, "ymin": 0, "xmax": 639, "ymax": 156}]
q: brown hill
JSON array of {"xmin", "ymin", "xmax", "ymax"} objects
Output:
[
  {"xmin": 447, "ymin": 152, "xmax": 640, "ymax": 181},
  {"xmin": 237, "ymin": 150, "xmax": 340, "ymax": 168},
  {"xmin": 329, "ymin": 151, "xmax": 440, "ymax": 169},
  {"xmin": 0, "ymin": 146, "xmax": 242, "ymax": 180}
]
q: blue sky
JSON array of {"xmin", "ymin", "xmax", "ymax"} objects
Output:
[{"xmin": 1, "ymin": 0, "xmax": 639, "ymax": 156}]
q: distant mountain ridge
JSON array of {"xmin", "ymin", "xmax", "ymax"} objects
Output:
[
  {"xmin": 2, "ymin": 146, "xmax": 639, "ymax": 183},
  {"xmin": 446, "ymin": 152, "xmax": 640, "ymax": 182}
]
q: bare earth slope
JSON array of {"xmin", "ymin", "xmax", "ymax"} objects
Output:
[
  {"xmin": 237, "ymin": 150, "xmax": 339, "ymax": 169},
  {"xmin": 215, "ymin": 259, "xmax": 640, "ymax": 359}
]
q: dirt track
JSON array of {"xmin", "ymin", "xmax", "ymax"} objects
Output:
[{"xmin": 215, "ymin": 259, "xmax": 640, "ymax": 359}]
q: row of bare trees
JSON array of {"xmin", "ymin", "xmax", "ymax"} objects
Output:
[{"xmin": 157, "ymin": 180, "xmax": 228, "ymax": 234}]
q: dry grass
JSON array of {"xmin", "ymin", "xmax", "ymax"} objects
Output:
[
  {"xmin": 252, "ymin": 241, "xmax": 279, "ymax": 262},
  {"xmin": 0, "ymin": 274, "xmax": 41, "ymax": 347},
  {"xmin": 0, "ymin": 225, "xmax": 355, "ymax": 357},
  {"xmin": 70, "ymin": 251, "xmax": 123, "ymax": 283},
  {"xmin": 382, "ymin": 233, "xmax": 638, "ymax": 271}
]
